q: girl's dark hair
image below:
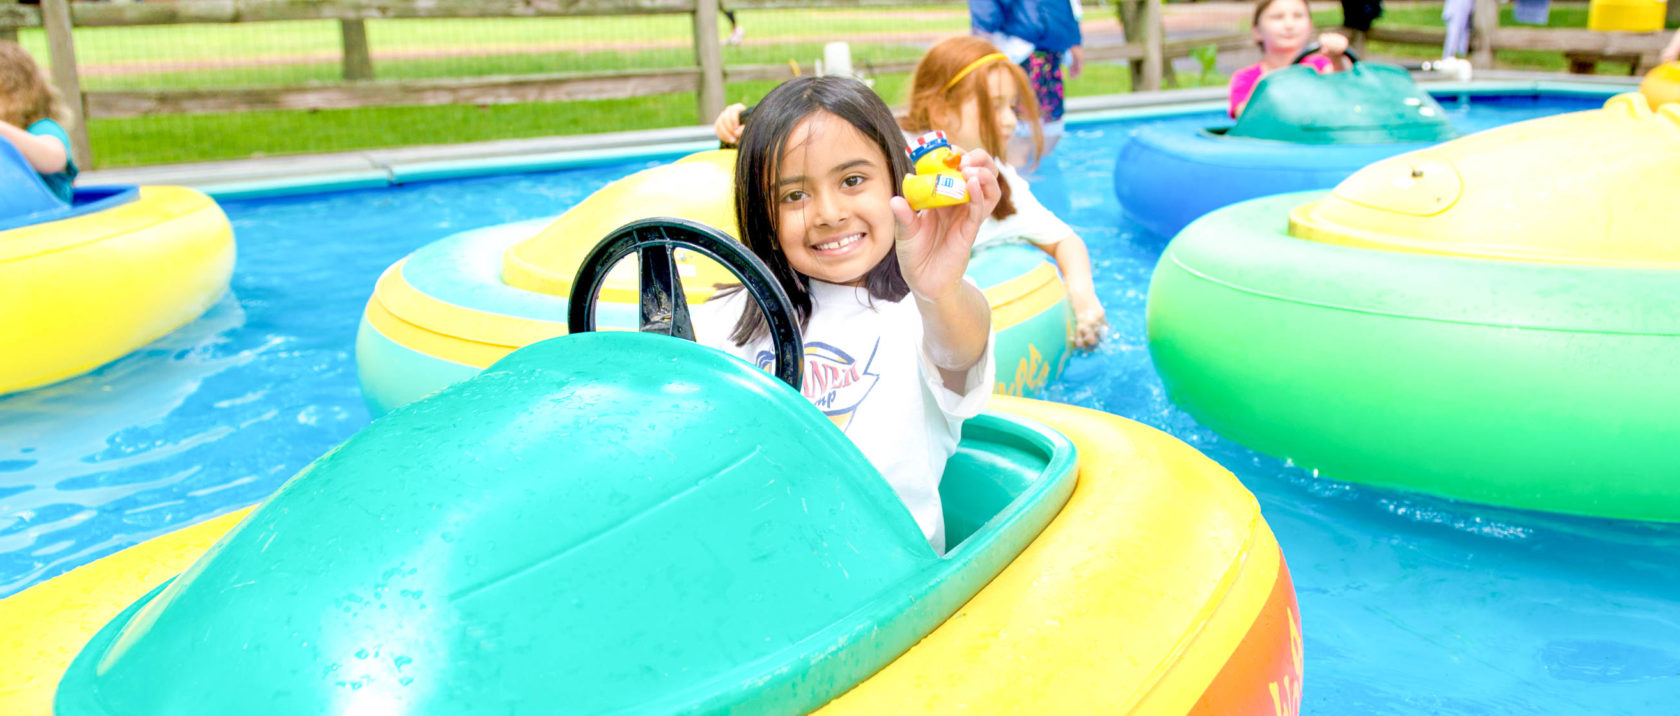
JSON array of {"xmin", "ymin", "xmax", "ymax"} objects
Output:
[{"xmin": 724, "ymin": 75, "xmax": 911, "ymax": 347}]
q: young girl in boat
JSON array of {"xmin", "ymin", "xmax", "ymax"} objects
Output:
[
  {"xmin": 1230, "ymin": 0, "xmax": 1352, "ymax": 118},
  {"xmin": 0, "ymin": 42, "xmax": 77, "ymax": 203},
  {"xmin": 901, "ymin": 35, "xmax": 1107, "ymax": 347},
  {"xmin": 693, "ymin": 76, "xmax": 1001, "ymax": 554},
  {"xmin": 714, "ymin": 37, "xmax": 1108, "ymax": 348}
]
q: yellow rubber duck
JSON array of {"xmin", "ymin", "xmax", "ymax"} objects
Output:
[{"xmin": 902, "ymin": 130, "xmax": 969, "ymax": 211}]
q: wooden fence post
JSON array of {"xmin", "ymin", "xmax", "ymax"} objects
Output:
[
  {"xmin": 1470, "ymin": 0, "xmax": 1497, "ymax": 69},
  {"xmin": 1141, "ymin": 0, "xmax": 1164, "ymax": 91},
  {"xmin": 1116, "ymin": 0, "xmax": 1142, "ymax": 90},
  {"xmin": 40, "ymin": 0, "xmax": 92, "ymax": 169},
  {"xmin": 341, "ymin": 19, "xmax": 374, "ymax": 81},
  {"xmin": 693, "ymin": 0, "xmax": 725, "ymax": 125}
]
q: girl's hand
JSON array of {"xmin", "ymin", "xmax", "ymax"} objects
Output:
[
  {"xmin": 1663, "ymin": 29, "xmax": 1680, "ymax": 64},
  {"xmin": 890, "ymin": 148, "xmax": 1002, "ymax": 303},
  {"xmin": 1318, "ymin": 32, "xmax": 1349, "ymax": 59},
  {"xmin": 714, "ymin": 103, "xmax": 747, "ymax": 146},
  {"xmin": 1069, "ymin": 290, "xmax": 1107, "ymax": 348}
]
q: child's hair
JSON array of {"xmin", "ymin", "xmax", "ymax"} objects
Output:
[
  {"xmin": 0, "ymin": 42, "xmax": 71, "ymax": 130},
  {"xmin": 903, "ymin": 35, "xmax": 1039, "ymax": 219},
  {"xmin": 1251, "ymin": 0, "xmax": 1309, "ymax": 45},
  {"xmin": 726, "ymin": 75, "xmax": 911, "ymax": 347}
]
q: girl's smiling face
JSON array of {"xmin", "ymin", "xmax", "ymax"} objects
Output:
[
  {"xmin": 941, "ymin": 68, "xmax": 1019, "ymax": 154},
  {"xmin": 1253, "ymin": 0, "xmax": 1313, "ymax": 55},
  {"xmin": 773, "ymin": 111, "xmax": 899, "ymax": 287}
]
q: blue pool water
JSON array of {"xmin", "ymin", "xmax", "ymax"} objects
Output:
[{"xmin": 4, "ymin": 90, "xmax": 1676, "ymax": 713}]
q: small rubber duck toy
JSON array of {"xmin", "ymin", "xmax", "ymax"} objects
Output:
[{"xmin": 902, "ymin": 130, "xmax": 969, "ymax": 211}]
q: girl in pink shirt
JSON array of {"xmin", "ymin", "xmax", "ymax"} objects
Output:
[{"xmin": 1229, "ymin": 0, "xmax": 1352, "ymax": 118}]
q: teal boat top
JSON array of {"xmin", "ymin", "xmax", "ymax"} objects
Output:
[
  {"xmin": 1228, "ymin": 63, "xmax": 1458, "ymax": 145},
  {"xmin": 57, "ymin": 331, "xmax": 1076, "ymax": 715}
]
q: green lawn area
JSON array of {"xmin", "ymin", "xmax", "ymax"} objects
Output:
[
  {"xmin": 50, "ymin": 1, "xmax": 1638, "ymax": 167},
  {"xmin": 13, "ymin": 9, "xmax": 953, "ymax": 97},
  {"xmin": 9, "ymin": 7, "xmax": 950, "ymax": 166},
  {"xmin": 16, "ymin": 8, "xmax": 971, "ymax": 75},
  {"xmin": 33, "ymin": 1, "xmax": 1214, "ymax": 168},
  {"xmin": 84, "ymin": 56, "xmax": 1201, "ymax": 167},
  {"xmin": 64, "ymin": 42, "xmax": 930, "ymax": 91}
]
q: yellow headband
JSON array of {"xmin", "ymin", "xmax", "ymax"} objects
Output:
[{"xmin": 943, "ymin": 52, "xmax": 1009, "ymax": 92}]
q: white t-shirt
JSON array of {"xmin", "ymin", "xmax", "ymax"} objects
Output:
[
  {"xmin": 693, "ymin": 279, "xmax": 996, "ymax": 553},
  {"xmin": 974, "ymin": 164, "xmax": 1075, "ymax": 251}
]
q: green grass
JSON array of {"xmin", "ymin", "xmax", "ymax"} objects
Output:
[
  {"xmin": 89, "ymin": 91, "xmax": 743, "ymax": 166},
  {"xmin": 87, "ymin": 76, "xmax": 848, "ymax": 167},
  {"xmin": 9, "ymin": 6, "xmax": 963, "ymax": 166},
  {"xmin": 16, "ymin": 8, "xmax": 970, "ymax": 66},
  {"xmin": 56, "ymin": 1, "xmax": 1615, "ymax": 167},
  {"xmin": 72, "ymin": 43, "xmax": 931, "ymax": 91},
  {"xmin": 18, "ymin": 10, "xmax": 947, "ymax": 91},
  {"xmin": 85, "ymin": 55, "xmax": 1207, "ymax": 168}
]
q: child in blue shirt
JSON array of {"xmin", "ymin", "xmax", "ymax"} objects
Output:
[
  {"xmin": 969, "ymin": 0, "xmax": 1084, "ymax": 164},
  {"xmin": 1, "ymin": 42, "xmax": 78, "ymax": 203}
]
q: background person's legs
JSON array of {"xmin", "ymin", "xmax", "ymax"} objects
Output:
[{"xmin": 724, "ymin": 10, "xmax": 744, "ymax": 45}]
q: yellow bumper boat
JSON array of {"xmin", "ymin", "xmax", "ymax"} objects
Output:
[
  {"xmin": 0, "ymin": 394, "xmax": 1298, "ymax": 715},
  {"xmin": 0, "ymin": 143, "xmax": 234, "ymax": 396}
]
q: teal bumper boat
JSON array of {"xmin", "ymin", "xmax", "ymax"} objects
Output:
[{"xmin": 42, "ymin": 220, "xmax": 1301, "ymax": 715}]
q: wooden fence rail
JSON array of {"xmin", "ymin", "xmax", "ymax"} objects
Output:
[{"xmin": 4, "ymin": 0, "xmax": 1188, "ymax": 168}]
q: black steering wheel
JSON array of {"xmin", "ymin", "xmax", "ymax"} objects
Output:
[
  {"xmin": 567, "ymin": 217, "xmax": 804, "ymax": 391},
  {"xmin": 1293, "ymin": 42, "xmax": 1360, "ymax": 65}
]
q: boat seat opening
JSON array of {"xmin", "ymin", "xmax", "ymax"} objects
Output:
[{"xmin": 941, "ymin": 414, "xmax": 1075, "ymax": 550}]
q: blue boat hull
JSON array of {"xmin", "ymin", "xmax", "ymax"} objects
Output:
[{"xmin": 1113, "ymin": 126, "xmax": 1431, "ymax": 239}]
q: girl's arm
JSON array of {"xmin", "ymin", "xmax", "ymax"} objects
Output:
[
  {"xmin": 1317, "ymin": 32, "xmax": 1352, "ymax": 71},
  {"xmin": 1041, "ymin": 234, "xmax": 1106, "ymax": 347},
  {"xmin": 0, "ymin": 121, "xmax": 69, "ymax": 174},
  {"xmin": 915, "ymin": 274, "xmax": 992, "ymax": 392},
  {"xmin": 892, "ymin": 149, "xmax": 1002, "ymax": 391},
  {"xmin": 1228, "ymin": 67, "xmax": 1257, "ymax": 118},
  {"xmin": 1663, "ymin": 29, "xmax": 1680, "ymax": 64}
]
